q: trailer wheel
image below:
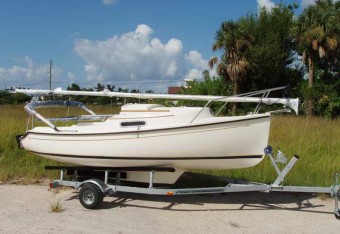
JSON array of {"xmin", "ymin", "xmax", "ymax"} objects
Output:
[{"xmin": 79, "ymin": 183, "xmax": 103, "ymax": 209}]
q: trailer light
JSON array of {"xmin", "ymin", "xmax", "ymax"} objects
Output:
[
  {"xmin": 49, "ymin": 181, "xmax": 59, "ymax": 189},
  {"xmin": 167, "ymin": 191, "xmax": 174, "ymax": 196}
]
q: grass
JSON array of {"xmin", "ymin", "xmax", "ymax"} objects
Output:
[
  {"xmin": 0, "ymin": 104, "xmax": 339, "ymax": 186},
  {"xmin": 49, "ymin": 197, "xmax": 64, "ymax": 213}
]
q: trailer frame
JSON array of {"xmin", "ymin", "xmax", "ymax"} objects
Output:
[{"xmin": 47, "ymin": 147, "xmax": 339, "ymax": 219}]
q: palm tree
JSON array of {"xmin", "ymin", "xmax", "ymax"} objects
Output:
[
  {"xmin": 295, "ymin": 0, "xmax": 340, "ymax": 116},
  {"xmin": 208, "ymin": 21, "xmax": 251, "ymax": 115}
]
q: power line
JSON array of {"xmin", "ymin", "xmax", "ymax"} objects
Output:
[
  {"xmin": 73, "ymin": 80, "xmax": 186, "ymax": 86},
  {"xmin": 1, "ymin": 81, "xmax": 64, "ymax": 87},
  {"xmin": 1, "ymin": 78, "xmax": 195, "ymax": 89}
]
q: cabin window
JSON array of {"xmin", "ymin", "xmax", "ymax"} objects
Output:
[{"xmin": 120, "ymin": 121, "xmax": 146, "ymax": 127}]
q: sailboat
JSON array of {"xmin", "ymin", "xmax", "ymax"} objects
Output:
[{"xmin": 15, "ymin": 86, "xmax": 298, "ymax": 184}]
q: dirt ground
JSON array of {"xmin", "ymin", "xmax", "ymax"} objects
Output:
[{"xmin": 0, "ymin": 184, "xmax": 339, "ymax": 234}]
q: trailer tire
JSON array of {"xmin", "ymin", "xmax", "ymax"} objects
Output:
[
  {"xmin": 79, "ymin": 183, "xmax": 103, "ymax": 209},
  {"xmin": 336, "ymin": 214, "xmax": 340, "ymax": 220}
]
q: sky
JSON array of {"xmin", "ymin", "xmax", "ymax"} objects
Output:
[{"xmin": 0, "ymin": 0, "xmax": 317, "ymax": 93}]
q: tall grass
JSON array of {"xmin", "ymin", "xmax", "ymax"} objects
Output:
[{"xmin": 0, "ymin": 104, "xmax": 339, "ymax": 186}]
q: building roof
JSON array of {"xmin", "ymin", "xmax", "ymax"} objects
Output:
[{"xmin": 168, "ymin": 86, "xmax": 181, "ymax": 94}]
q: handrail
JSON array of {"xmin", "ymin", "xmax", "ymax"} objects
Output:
[
  {"xmin": 26, "ymin": 100, "xmax": 96, "ymax": 115},
  {"xmin": 24, "ymin": 100, "xmax": 98, "ymax": 132}
]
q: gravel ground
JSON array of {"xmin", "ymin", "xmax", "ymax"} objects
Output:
[{"xmin": 0, "ymin": 184, "xmax": 339, "ymax": 234}]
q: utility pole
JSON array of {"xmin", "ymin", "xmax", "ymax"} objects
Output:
[{"xmin": 49, "ymin": 59, "xmax": 53, "ymax": 90}]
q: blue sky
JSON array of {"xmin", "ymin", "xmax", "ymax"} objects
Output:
[{"xmin": 0, "ymin": 0, "xmax": 315, "ymax": 92}]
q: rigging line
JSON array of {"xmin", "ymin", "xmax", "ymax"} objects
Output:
[
  {"xmin": 3, "ymin": 81, "xmax": 66, "ymax": 87},
  {"xmin": 70, "ymin": 80, "xmax": 186, "ymax": 86}
]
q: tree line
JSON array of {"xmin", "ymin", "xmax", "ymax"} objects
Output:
[
  {"xmin": 0, "ymin": 83, "xmax": 144, "ymax": 106},
  {"xmin": 202, "ymin": 0, "xmax": 339, "ymax": 118}
]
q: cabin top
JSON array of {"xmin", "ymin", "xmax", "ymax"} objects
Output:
[{"xmin": 121, "ymin": 104, "xmax": 168, "ymax": 112}]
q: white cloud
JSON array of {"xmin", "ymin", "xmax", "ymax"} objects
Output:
[
  {"xmin": 184, "ymin": 69, "xmax": 201, "ymax": 80},
  {"xmin": 74, "ymin": 24, "xmax": 210, "ymax": 89},
  {"xmin": 102, "ymin": 0, "xmax": 117, "ymax": 6},
  {"xmin": 257, "ymin": 0, "xmax": 275, "ymax": 12},
  {"xmin": 185, "ymin": 51, "xmax": 208, "ymax": 69},
  {"xmin": 0, "ymin": 56, "xmax": 64, "ymax": 89},
  {"xmin": 184, "ymin": 50, "xmax": 215, "ymax": 80},
  {"xmin": 301, "ymin": 0, "xmax": 316, "ymax": 8}
]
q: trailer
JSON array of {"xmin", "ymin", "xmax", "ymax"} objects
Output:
[{"xmin": 47, "ymin": 147, "xmax": 340, "ymax": 219}]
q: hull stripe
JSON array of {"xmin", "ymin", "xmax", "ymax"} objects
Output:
[{"xmin": 29, "ymin": 151, "xmax": 263, "ymax": 160}]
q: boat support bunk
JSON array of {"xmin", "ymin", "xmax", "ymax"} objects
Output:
[{"xmin": 47, "ymin": 146, "xmax": 340, "ymax": 219}]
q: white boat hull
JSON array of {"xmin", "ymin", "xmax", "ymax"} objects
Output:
[{"xmin": 20, "ymin": 114, "xmax": 271, "ymax": 170}]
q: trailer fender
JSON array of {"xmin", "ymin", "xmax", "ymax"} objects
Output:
[{"xmin": 76, "ymin": 179, "xmax": 114, "ymax": 195}]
